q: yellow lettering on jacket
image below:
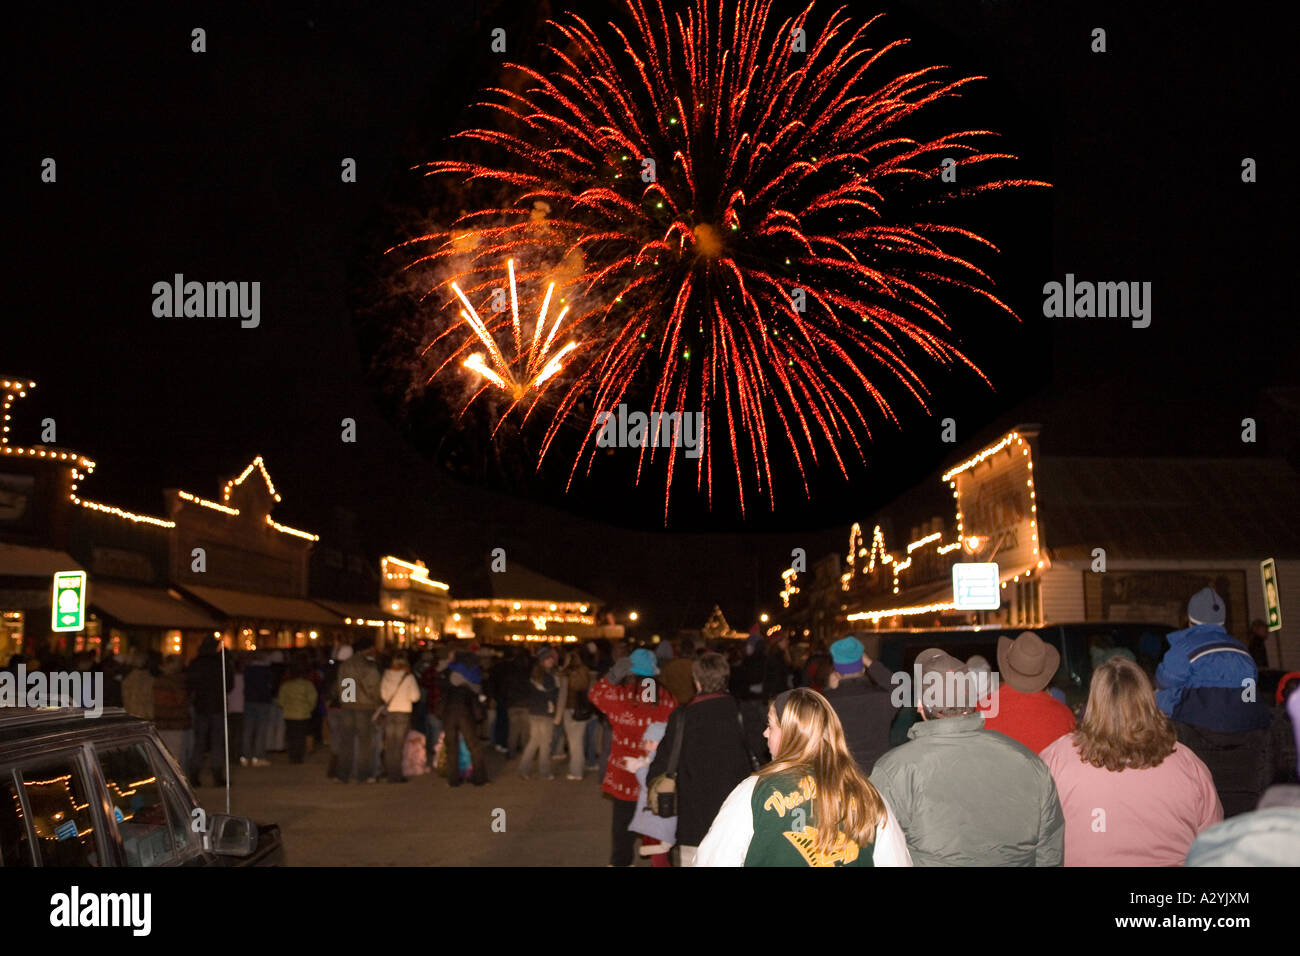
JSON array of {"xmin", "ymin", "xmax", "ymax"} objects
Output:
[{"xmin": 762, "ymin": 776, "xmax": 818, "ymax": 817}]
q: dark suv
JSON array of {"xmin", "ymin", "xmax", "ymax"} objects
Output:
[
  {"xmin": 0, "ymin": 707, "xmax": 283, "ymax": 867},
  {"xmin": 860, "ymin": 621, "xmax": 1176, "ymax": 714}
]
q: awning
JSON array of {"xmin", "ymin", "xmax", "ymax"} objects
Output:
[
  {"xmin": 0, "ymin": 544, "xmax": 83, "ymax": 577},
  {"xmin": 90, "ymin": 582, "xmax": 219, "ymax": 629},
  {"xmin": 312, "ymin": 599, "xmax": 408, "ymax": 625},
  {"xmin": 179, "ymin": 584, "xmax": 345, "ymax": 626}
]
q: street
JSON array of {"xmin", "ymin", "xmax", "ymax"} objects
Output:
[{"xmin": 197, "ymin": 747, "xmax": 615, "ymax": 866}]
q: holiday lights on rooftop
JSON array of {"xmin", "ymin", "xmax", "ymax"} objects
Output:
[
  {"xmin": 224, "ymin": 455, "xmax": 281, "ymax": 503},
  {"xmin": 70, "ymin": 497, "xmax": 176, "ymax": 528},
  {"xmin": 799, "ymin": 428, "xmax": 1047, "ymax": 621},
  {"xmin": 382, "ymin": 556, "xmax": 450, "ymax": 591},
  {"xmin": 177, "ymin": 490, "xmax": 239, "ymax": 515}
]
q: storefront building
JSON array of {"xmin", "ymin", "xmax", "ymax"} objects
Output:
[
  {"xmin": 380, "ymin": 555, "xmax": 451, "ymax": 647},
  {"xmin": 450, "ymin": 564, "xmax": 599, "ymax": 645},
  {"xmin": 164, "ymin": 456, "xmax": 352, "ymax": 651},
  {"xmin": 2, "ymin": 376, "xmax": 419, "ymax": 659},
  {"xmin": 777, "ymin": 425, "xmax": 1300, "ymax": 670}
]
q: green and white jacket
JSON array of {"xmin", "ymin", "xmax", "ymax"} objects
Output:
[{"xmin": 692, "ymin": 770, "xmax": 912, "ymax": 867}]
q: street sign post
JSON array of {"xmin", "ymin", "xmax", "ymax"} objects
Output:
[
  {"xmin": 51, "ymin": 570, "xmax": 87, "ymax": 632},
  {"xmin": 953, "ymin": 562, "xmax": 1001, "ymax": 611},
  {"xmin": 1260, "ymin": 558, "xmax": 1282, "ymax": 632}
]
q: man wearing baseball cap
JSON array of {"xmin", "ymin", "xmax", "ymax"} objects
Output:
[
  {"xmin": 869, "ymin": 648, "xmax": 1064, "ymax": 866},
  {"xmin": 822, "ymin": 635, "xmax": 897, "ymax": 774},
  {"xmin": 980, "ymin": 631, "xmax": 1076, "ymax": 754}
]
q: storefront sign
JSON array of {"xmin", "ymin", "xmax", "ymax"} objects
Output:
[
  {"xmin": 1261, "ymin": 558, "xmax": 1282, "ymax": 632},
  {"xmin": 51, "ymin": 570, "xmax": 87, "ymax": 632},
  {"xmin": 953, "ymin": 562, "xmax": 1001, "ymax": 610}
]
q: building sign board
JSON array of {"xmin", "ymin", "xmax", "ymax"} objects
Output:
[
  {"xmin": 51, "ymin": 570, "xmax": 87, "ymax": 632},
  {"xmin": 953, "ymin": 562, "xmax": 1001, "ymax": 610},
  {"xmin": 1261, "ymin": 558, "xmax": 1282, "ymax": 632}
]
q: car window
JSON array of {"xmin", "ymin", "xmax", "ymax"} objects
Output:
[
  {"xmin": 18, "ymin": 754, "xmax": 101, "ymax": 866},
  {"xmin": 0, "ymin": 771, "xmax": 33, "ymax": 867},
  {"xmin": 156, "ymin": 755, "xmax": 204, "ymax": 858},
  {"xmin": 96, "ymin": 741, "xmax": 182, "ymax": 867}
]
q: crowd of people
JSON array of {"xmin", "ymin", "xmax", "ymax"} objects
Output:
[{"xmin": 5, "ymin": 583, "xmax": 1297, "ymax": 866}]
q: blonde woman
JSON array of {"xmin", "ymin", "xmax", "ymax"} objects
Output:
[{"xmin": 695, "ymin": 688, "xmax": 911, "ymax": 866}]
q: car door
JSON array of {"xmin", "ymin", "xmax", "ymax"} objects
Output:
[
  {"xmin": 90, "ymin": 736, "xmax": 208, "ymax": 867},
  {"xmin": 0, "ymin": 748, "xmax": 107, "ymax": 866}
]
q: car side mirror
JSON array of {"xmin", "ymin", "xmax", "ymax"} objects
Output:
[{"xmin": 205, "ymin": 814, "xmax": 259, "ymax": 856}]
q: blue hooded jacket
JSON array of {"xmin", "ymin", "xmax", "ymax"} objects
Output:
[{"xmin": 1155, "ymin": 624, "xmax": 1268, "ymax": 733}]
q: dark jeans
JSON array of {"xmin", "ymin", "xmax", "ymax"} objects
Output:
[
  {"xmin": 243, "ymin": 701, "xmax": 273, "ymax": 760},
  {"xmin": 383, "ymin": 712, "xmax": 411, "ymax": 781},
  {"xmin": 190, "ymin": 711, "xmax": 228, "ymax": 784},
  {"xmin": 335, "ymin": 708, "xmax": 373, "ymax": 782},
  {"xmin": 610, "ymin": 797, "xmax": 637, "ymax": 867},
  {"xmin": 443, "ymin": 706, "xmax": 486, "ymax": 785},
  {"xmin": 285, "ymin": 718, "xmax": 311, "ymax": 763}
]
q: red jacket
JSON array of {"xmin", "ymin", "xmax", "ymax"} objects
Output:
[
  {"xmin": 589, "ymin": 675, "xmax": 677, "ymax": 800},
  {"xmin": 981, "ymin": 684, "xmax": 1076, "ymax": 755}
]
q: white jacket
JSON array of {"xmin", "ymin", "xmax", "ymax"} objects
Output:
[
  {"xmin": 379, "ymin": 670, "xmax": 421, "ymax": 714},
  {"xmin": 693, "ymin": 775, "xmax": 913, "ymax": 867}
]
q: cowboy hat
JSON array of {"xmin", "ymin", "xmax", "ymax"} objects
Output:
[{"xmin": 996, "ymin": 631, "xmax": 1060, "ymax": 694}]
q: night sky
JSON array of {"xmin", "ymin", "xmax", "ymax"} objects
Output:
[{"xmin": 8, "ymin": 0, "xmax": 1295, "ymax": 635}]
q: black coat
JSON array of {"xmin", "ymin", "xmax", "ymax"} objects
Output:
[
  {"xmin": 647, "ymin": 693, "xmax": 754, "ymax": 847},
  {"xmin": 185, "ymin": 652, "xmax": 234, "ymax": 715},
  {"xmin": 822, "ymin": 660, "xmax": 898, "ymax": 776},
  {"xmin": 1175, "ymin": 720, "xmax": 1274, "ymax": 817}
]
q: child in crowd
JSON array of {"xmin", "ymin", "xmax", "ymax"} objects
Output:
[{"xmin": 626, "ymin": 721, "xmax": 676, "ymax": 866}]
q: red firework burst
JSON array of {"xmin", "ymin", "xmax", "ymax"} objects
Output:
[{"xmin": 395, "ymin": 0, "xmax": 1047, "ymax": 519}]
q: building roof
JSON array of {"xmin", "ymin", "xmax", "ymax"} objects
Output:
[
  {"xmin": 90, "ymin": 581, "xmax": 220, "ymax": 630},
  {"xmin": 0, "ymin": 544, "xmax": 82, "ymax": 577},
  {"xmin": 178, "ymin": 584, "xmax": 345, "ymax": 626},
  {"xmin": 484, "ymin": 563, "xmax": 599, "ymax": 605},
  {"xmin": 312, "ymin": 599, "xmax": 408, "ymax": 624},
  {"xmin": 1036, "ymin": 456, "xmax": 1300, "ymax": 560}
]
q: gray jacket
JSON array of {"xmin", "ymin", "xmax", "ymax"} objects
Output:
[
  {"xmin": 336, "ymin": 654, "xmax": 381, "ymax": 710},
  {"xmin": 870, "ymin": 713, "xmax": 1064, "ymax": 866}
]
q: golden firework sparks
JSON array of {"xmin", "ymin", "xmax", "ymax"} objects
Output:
[{"xmin": 450, "ymin": 258, "xmax": 581, "ymax": 405}]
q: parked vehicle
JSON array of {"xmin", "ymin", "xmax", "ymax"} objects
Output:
[
  {"xmin": 0, "ymin": 707, "xmax": 282, "ymax": 867},
  {"xmin": 859, "ymin": 622, "xmax": 1176, "ymax": 713}
]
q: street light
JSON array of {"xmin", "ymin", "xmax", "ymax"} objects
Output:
[
  {"xmin": 629, "ymin": 611, "xmax": 639, "ymax": 622},
  {"xmin": 760, "ymin": 612, "xmax": 769, "ymax": 623}
]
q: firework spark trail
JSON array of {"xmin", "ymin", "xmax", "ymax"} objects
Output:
[
  {"xmin": 444, "ymin": 259, "xmax": 583, "ymax": 427},
  {"xmin": 394, "ymin": 0, "xmax": 1047, "ymax": 520}
]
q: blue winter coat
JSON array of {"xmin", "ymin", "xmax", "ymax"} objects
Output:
[{"xmin": 1156, "ymin": 624, "xmax": 1267, "ymax": 733}]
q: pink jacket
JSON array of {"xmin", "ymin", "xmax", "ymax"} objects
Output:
[{"xmin": 1040, "ymin": 736, "xmax": 1223, "ymax": 866}]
